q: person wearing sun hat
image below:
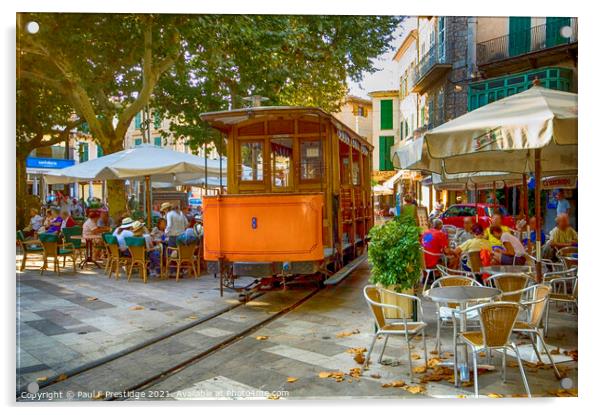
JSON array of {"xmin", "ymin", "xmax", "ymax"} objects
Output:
[{"xmin": 112, "ymin": 217, "xmax": 135, "ymax": 253}]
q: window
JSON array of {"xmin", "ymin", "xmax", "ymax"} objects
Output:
[
  {"xmin": 378, "ymin": 136, "xmax": 394, "ymax": 171},
  {"xmin": 240, "ymin": 141, "xmax": 264, "ymax": 181},
  {"xmin": 300, "ymin": 139, "xmax": 322, "ymax": 181},
  {"xmin": 134, "ymin": 112, "xmax": 142, "ymax": 129},
  {"xmin": 270, "ymin": 138, "xmax": 293, "ymax": 188},
  {"xmin": 437, "ymin": 17, "xmax": 446, "ymax": 61},
  {"xmin": 154, "ymin": 136, "xmax": 162, "ymax": 147},
  {"xmin": 79, "ymin": 142, "xmax": 89, "ymax": 162},
  {"xmin": 444, "ymin": 205, "xmax": 476, "ymax": 217},
  {"xmin": 153, "ymin": 112, "xmax": 161, "ymax": 129},
  {"xmin": 380, "ymin": 99, "xmax": 393, "ymax": 130},
  {"xmin": 357, "ymin": 105, "xmax": 367, "ymax": 117},
  {"xmin": 134, "ymin": 138, "xmax": 142, "ymax": 146},
  {"xmin": 509, "ymin": 17, "xmax": 531, "ymax": 57},
  {"xmin": 97, "ymin": 145, "xmax": 103, "ymax": 158}
]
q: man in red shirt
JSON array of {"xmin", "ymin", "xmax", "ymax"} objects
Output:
[{"xmin": 421, "ymin": 219, "xmax": 454, "ymax": 269}]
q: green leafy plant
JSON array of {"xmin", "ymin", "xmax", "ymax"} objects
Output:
[{"xmin": 368, "ymin": 216, "xmax": 423, "ymax": 291}]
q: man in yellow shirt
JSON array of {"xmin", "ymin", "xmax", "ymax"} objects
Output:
[
  {"xmin": 484, "ymin": 213, "xmax": 510, "ymax": 247},
  {"xmin": 549, "ymin": 213, "xmax": 578, "ymax": 249},
  {"xmin": 454, "ymin": 224, "xmax": 493, "ymax": 255}
]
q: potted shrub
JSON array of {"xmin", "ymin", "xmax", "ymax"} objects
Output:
[{"xmin": 367, "ymin": 215, "xmax": 423, "ymax": 318}]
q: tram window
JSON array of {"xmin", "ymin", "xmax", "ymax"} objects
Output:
[
  {"xmin": 300, "ymin": 139, "xmax": 322, "ymax": 181},
  {"xmin": 270, "ymin": 138, "xmax": 293, "ymax": 188},
  {"xmin": 352, "ymin": 160, "xmax": 360, "ymax": 185},
  {"xmin": 240, "ymin": 141, "xmax": 264, "ymax": 181}
]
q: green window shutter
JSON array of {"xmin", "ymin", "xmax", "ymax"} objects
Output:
[
  {"xmin": 79, "ymin": 143, "xmax": 89, "ymax": 162},
  {"xmin": 154, "ymin": 136, "xmax": 162, "ymax": 147},
  {"xmin": 546, "ymin": 17, "xmax": 571, "ymax": 47},
  {"xmin": 509, "ymin": 17, "xmax": 531, "ymax": 57},
  {"xmin": 380, "ymin": 99, "xmax": 393, "ymax": 130},
  {"xmin": 134, "ymin": 112, "xmax": 142, "ymax": 129},
  {"xmin": 97, "ymin": 145, "xmax": 104, "ymax": 158},
  {"xmin": 379, "ymin": 136, "xmax": 394, "ymax": 171},
  {"xmin": 153, "ymin": 112, "xmax": 161, "ymax": 129},
  {"xmin": 134, "ymin": 138, "xmax": 142, "ymax": 146}
]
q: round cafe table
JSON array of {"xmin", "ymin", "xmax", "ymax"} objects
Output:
[
  {"xmin": 480, "ymin": 265, "xmax": 532, "ymax": 275},
  {"xmin": 425, "ymin": 286, "xmax": 501, "ymax": 386}
]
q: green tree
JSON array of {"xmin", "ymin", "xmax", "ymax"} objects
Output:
[{"xmin": 16, "ymin": 78, "xmax": 83, "ymax": 229}]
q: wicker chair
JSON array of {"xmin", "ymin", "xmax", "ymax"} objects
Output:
[
  {"xmin": 38, "ymin": 232, "xmax": 77, "ymax": 275},
  {"xmin": 101, "ymin": 232, "xmax": 114, "ymax": 274},
  {"xmin": 167, "ymin": 240, "xmax": 199, "ymax": 282},
  {"xmin": 105, "ymin": 234, "xmax": 131, "ymax": 280},
  {"xmin": 61, "ymin": 226, "xmax": 84, "ymax": 264},
  {"xmin": 487, "ymin": 273, "xmax": 534, "ymax": 302},
  {"xmin": 431, "ymin": 275, "xmax": 482, "ymax": 354},
  {"xmin": 452, "ymin": 302, "xmax": 531, "ymax": 397},
  {"xmin": 17, "ymin": 230, "xmax": 44, "ymax": 271},
  {"xmin": 544, "ymin": 272, "xmax": 578, "ymax": 337},
  {"xmin": 125, "ymin": 237, "xmax": 150, "ymax": 283},
  {"xmin": 509, "ymin": 284, "xmax": 562, "ymax": 379},
  {"xmin": 361, "ymin": 285, "xmax": 428, "ymax": 380}
]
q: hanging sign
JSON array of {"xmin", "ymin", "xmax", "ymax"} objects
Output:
[{"xmin": 541, "ymin": 176, "xmax": 577, "ymax": 190}]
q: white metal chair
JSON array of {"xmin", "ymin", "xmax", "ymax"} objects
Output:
[
  {"xmin": 362, "ymin": 285, "xmax": 428, "ymax": 380},
  {"xmin": 436, "ymin": 264, "xmax": 475, "ymax": 279},
  {"xmin": 508, "ymin": 284, "xmax": 562, "ymax": 379},
  {"xmin": 421, "ymin": 247, "xmax": 447, "ymax": 294},
  {"xmin": 442, "ymin": 224, "xmax": 458, "ymax": 241},
  {"xmin": 430, "ymin": 275, "xmax": 482, "ymax": 354},
  {"xmin": 452, "ymin": 302, "xmax": 531, "ymax": 398},
  {"xmin": 543, "ymin": 270, "xmax": 578, "ymax": 337}
]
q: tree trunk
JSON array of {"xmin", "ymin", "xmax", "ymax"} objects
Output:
[
  {"xmin": 16, "ymin": 151, "xmax": 28, "ymax": 230},
  {"xmin": 103, "ymin": 139, "xmax": 127, "ymax": 220}
]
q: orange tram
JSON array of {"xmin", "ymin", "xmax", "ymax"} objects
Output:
[{"xmin": 200, "ymin": 107, "xmax": 374, "ymax": 298}]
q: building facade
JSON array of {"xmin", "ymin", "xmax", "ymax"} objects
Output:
[{"xmin": 332, "ymin": 95, "xmax": 373, "ymax": 145}]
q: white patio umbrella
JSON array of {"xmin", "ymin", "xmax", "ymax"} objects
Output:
[
  {"xmin": 372, "ymin": 184, "xmax": 393, "ymax": 196},
  {"xmin": 423, "ymin": 85, "xmax": 578, "ymax": 279},
  {"xmin": 44, "ymin": 144, "xmax": 227, "ymax": 227}
]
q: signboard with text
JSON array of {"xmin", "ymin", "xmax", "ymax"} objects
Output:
[{"xmin": 26, "ymin": 157, "xmax": 75, "ymax": 170}]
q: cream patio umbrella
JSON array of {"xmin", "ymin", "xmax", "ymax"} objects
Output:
[
  {"xmin": 423, "ymin": 85, "xmax": 578, "ymax": 279},
  {"xmin": 44, "ymin": 144, "xmax": 226, "ymax": 227}
]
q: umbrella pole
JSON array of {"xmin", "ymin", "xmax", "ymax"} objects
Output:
[
  {"xmin": 474, "ymin": 183, "xmax": 478, "ymax": 223},
  {"xmin": 522, "ymin": 173, "xmax": 528, "ymax": 216},
  {"xmin": 534, "ymin": 149, "xmax": 543, "ymax": 282},
  {"xmin": 145, "ymin": 175, "xmax": 152, "ymax": 229}
]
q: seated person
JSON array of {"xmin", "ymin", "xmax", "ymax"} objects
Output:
[
  {"xmin": 523, "ymin": 216, "xmax": 546, "ymax": 252},
  {"xmin": 490, "ymin": 226, "xmax": 527, "ymax": 265},
  {"xmin": 59, "ymin": 209, "xmax": 76, "ymax": 230},
  {"xmin": 97, "ymin": 210, "xmax": 115, "ymax": 229},
  {"xmin": 150, "ymin": 217, "xmax": 167, "ymax": 243},
  {"xmin": 453, "ymin": 224, "xmax": 492, "ymax": 271},
  {"xmin": 421, "ymin": 219, "xmax": 456, "ymax": 269},
  {"xmin": 45, "ymin": 207, "xmax": 63, "ymax": 233},
  {"xmin": 112, "ymin": 217, "xmax": 135, "ymax": 255},
  {"xmin": 193, "ymin": 214, "xmax": 203, "ymax": 239},
  {"xmin": 484, "ymin": 213, "xmax": 511, "ymax": 247},
  {"xmin": 545, "ymin": 213, "xmax": 577, "ymax": 259},
  {"xmin": 23, "ymin": 208, "xmax": 43, "ymax": 237},
  {"xmin": 455, "ymin": 217, "xmax": 475, "ymax": 244}
]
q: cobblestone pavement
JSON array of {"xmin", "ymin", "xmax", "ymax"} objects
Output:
[
  {"xmin": 16, "ymin": 254, "xmax": 240, "ymax": 390},
  {"xmin": 17, "ymin": 255, "xmax": 578, "ymax": 400}
]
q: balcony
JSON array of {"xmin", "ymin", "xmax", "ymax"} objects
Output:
[
  {"xmin": 476, "ymin": 18, "xmax": 578, "ymax": 74},
  {"xmin": 411, "ymin": 43, "xmax": 451, "ymax": 94}
]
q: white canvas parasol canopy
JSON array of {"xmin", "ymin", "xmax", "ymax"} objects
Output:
[
  {"xmin": 44, "ymin": 144, "xmax": 225, "ymax": 184},
  {"xmin": 424, "ymin": 86, "xmax": 577, "ymax": 174}
]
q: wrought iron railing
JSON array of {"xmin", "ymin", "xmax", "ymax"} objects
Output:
[
  {"xmin": 412, "ymin": 42, "xmax": 448, "ymax": 86},
  {"xmin": 477, "ymin": 17, "xmax": 578, "ymax": 66}
]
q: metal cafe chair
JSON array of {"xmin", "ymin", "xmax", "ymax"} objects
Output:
[
  {"xmin": 508, "ymin": 284, "xmax": 562, "ymax": 379},
  {"xmin": 125, "ymin": 237, "xmax": 150, "ymax": 283},
  {"xmin": 430, "ymin": 275, "xmax": 482, "ymax": 354},
  {"xmin": 442, "ymin": 224, "xmax": 458, "ymax": 241},
  {"xmin": 543, "ymin": 271, "xmax": 578, "ymax": 337},
  {"xmin": 436, "ymin": 264, "xmax": 475, "ymax": 279},
  {"xmin": 486, "ymin": 273, "xmax": 534, "ymax": 302},
  {"xmin": 16, "ymin": 230, "xmax": 44, "ymax": 272},
  {"xmin": 421, "ymin": 247, "xmax": 447, "ymax": 294},
  {"xmin": 452, "ymin": 302, "xmax": 531, "ymax": 398},
  {"xmin": 361, "ymin": 285, "xmax": 428, "ymax": 380}
]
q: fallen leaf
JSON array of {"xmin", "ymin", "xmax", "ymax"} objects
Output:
[
  {"xmin": 87, "ymin": 297, "xmax": 98, "ymax": 302},
  {"xmin": 256, "ymin": 335, "xmax": 269, "ymax": 341},
  {"xmin": 427, "ymin": 358, "xmax": 441, "ymax": 368},
  {"xmin": 129, "ymin": 305, "xmax": 144, "ymax": 311},
  {"xmin": 550, "ymin": 347, "xmax": 561, "ymax": 355},
  {"xmin": 411, "ymin": 353, "xmax": 421, "ymax": 360},
  {"xmin": 286, "ymin": 377, "xmax": 298, "ymax": 383},
  {"xmin": 457, "ymin": 394, "xmax": 467, "ymax": 398},
  {"xmin": 56, "ymin": 374, "xmax": 68, "ymax": 381},
  {"xmin": 412, "ymin": 365, "xmax": 427, "ymax": 374},
  {"xmin": 267, "ymin": 393, "xmax": 280, "ymax": 400},
  {"xmin": 92, "ymin": 391, "xmax": 105, "ymax": 400},
  {"xmin": 349, "ymin": 368, "xmax": 362, "ymax": 379},
  {"xmin": 318, "ymin": 372, "xmax": 331, "ymax": 378},
  {"xmin": 382, "ymin": 380, "xmax": 406, "ymax": 388},
  {"xmin": 478, "ymin": 352, "xmax": 487, "ymax": 358},
  {"xmin": 36, "ymin": 376, "xmax": 48, "ymax": 382},
  {"xmin": 487, "ymin": 393, "xmax": 504, "ymax": 398},
  {"xmin": 429, "ymin": 350, "xmax": 439, "ymax": 355},
  {"xmin": 370, "ymin": 374, "xmax": 382, "ymax": 379},
  {"xmin": 336, "ymin": 329, "xmax": 360, "ymax": 338},
  {"xmin": 187, "ymin": 315, "xmax": 198, "ymax": 320},
  {"xmin": 405, "ymin": 385, "xmax": 426, "ymax": 394}
]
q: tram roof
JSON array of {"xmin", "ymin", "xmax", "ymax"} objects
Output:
[{"xmin": 200, "ymin": 106, "xmax": 373, "ymax": 150}]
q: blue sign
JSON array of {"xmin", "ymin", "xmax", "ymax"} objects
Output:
[{"xmin": 26, "ymin": 157, "xmax": 75, "ymax": 169}]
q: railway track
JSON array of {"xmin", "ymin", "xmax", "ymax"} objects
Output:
[{"xmin": 18, "ymin": 254, "xmax": 366, "ymax": 402}]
